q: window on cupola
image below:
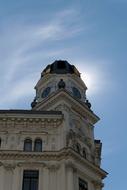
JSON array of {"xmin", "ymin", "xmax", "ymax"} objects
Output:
[
  {"xmin": 41, "ymin": 87, "xmax": 51, "ymax": 98},
  {"xmin": 72, "ymin": 87, "xmax": 81, "ymax": 99}
]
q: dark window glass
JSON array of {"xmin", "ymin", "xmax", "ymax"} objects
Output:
[
  {"xmin": 82, "ymin": 148, "xmax": 86, "ymax": 159},
  {"xmin": 0, "ymin": 138, "xmax": 1, "ymax": 147},
  {"xmin": 41, "ymin": 87, "xmax": 51, "ymax": 98},
  {"xmin": 22, "ymin": 170, "xmax": 39, "ymax": 190},
  {"xmin": 79, "ymin": 178, "xmax": 88, "ymax": 190},
  {"xmin": 24, "ymin": 139, "xmax": 32, "ymax": 152},
  {"xmin": 76, "ymin": 143, "xmax": 81, "ymax": 154},
  {"xmin": 72, "ymin": 87, "xmax": 81, "ymax": 99},
  {"xmin": 34, "ymin": 139, "xmax": 42, "ymax": 152}
]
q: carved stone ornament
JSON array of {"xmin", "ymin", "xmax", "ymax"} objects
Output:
[
  {"xmin": 85, "ymin": 137, "xmax": 92, "ymax": 148},
  {"xmin": 3, "ymin": 162, "xmax": 16, "ymax": 171},
  {"xmin": 55, "ymin": 103, "xmax": 70, "ymax": 112},
  {"xmin": 92, "ymin": 180, "xmax": 104, "ymax": 189},
  {"xmin": 66, "ymin": 129, "xmax": 76, "ymax": 147},
  {"xmin": 47, "ymin": 163, "xmax": 60, "ymax": 171}
]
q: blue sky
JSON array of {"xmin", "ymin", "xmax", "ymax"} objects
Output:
[{"xmin": 0, "ymin": 0, "xmax": 127, "ymax": 189}]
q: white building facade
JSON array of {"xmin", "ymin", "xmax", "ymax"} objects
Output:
[{"xmin": 0, "ymin": 60, "xmax": 107, "ymax": 190}]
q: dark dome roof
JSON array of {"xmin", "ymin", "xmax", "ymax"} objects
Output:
[{"xmin": 41, "ymin": 60, "xmax": 80, "ymax": 77}]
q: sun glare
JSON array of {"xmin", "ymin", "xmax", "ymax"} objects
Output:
[{"xmin": 80, "ymin": 69, "xmax": 102, "ymax": 96}]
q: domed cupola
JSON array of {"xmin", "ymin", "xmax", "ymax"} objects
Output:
[
  {"xmin": 31, "ymin": 60, "xmax": 91, "ymax": 110},
  {"xmin": 41, "ymin": 60, "xmax": 80, "ymax": 77}
]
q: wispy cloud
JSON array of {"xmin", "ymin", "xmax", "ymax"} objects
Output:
[{"xmin": 0, "ymin": 8, "xmax": 85, "ymax": 108}]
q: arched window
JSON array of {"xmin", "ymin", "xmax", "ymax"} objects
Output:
[
  {"xmin": 24, "ymin": 139, "xmax": 32, "ymax": 152},
  {"xmin": 34, "ymin": 139, "xmax": 42, "ymax": 152},
  {"xmin": 82, "ymin": 148, "xmax": 87, "ymax": 159},
  {"xmin": 76, "ymin": 143, "xmax": 81, "ymax": 154}
]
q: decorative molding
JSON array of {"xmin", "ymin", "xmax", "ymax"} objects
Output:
[
  {"xmin": 3, "ymin": 162, "xmax": 16, "ymax": 171},
  {"xmin": 0, "ymin": 117, "xmax": 63, "ymax": 132},
  {"xmin": 17, "ymin": 161, "xmax": 47, "ymax": 168},
  {"xmin": 47, "ymin": 163, "xmax": 60, "ymax": 171},
  {"xmin": 0, "ymin": 148, "xmax": 107, "ymax": 178}
]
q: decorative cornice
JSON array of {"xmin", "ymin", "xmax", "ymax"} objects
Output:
[
  {"xmin": 0, "ymin": 116, "xmax": 63, "ymax": 131},
  {"xmin": 17, "ymin": 161, "xmax": 47, "ymax": 168},
  {"xmin": 0, "ymin": 148, "xmax": 107, "ymax": 178}
]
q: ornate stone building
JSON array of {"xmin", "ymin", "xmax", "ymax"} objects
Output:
[{"xmin": 0, "ymin": 60, "xmax": 107, "ymax": 190}]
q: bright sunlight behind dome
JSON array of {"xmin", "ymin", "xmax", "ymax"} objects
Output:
[{"xmin": 79, "ymin": 65, "xmax": 104, "ymax": 96}]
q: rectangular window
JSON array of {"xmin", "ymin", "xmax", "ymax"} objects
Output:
[
  {"xmin": 79, "ymin": 178, "xmax": 88, "ymax": 190},
  {"xmin": 22, "ymin": 170, "xmax": 39, "ymax": 190}
]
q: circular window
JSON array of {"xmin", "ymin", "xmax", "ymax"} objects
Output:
[
  {"xmin": 72, "ymin": 87, "xmax": 81, "ymax": 99},
  {"xmin": 41, "ymin": 87, "xmax": 51, "ymax": 98}
]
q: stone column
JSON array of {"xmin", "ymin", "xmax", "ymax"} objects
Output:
[
  {"xmin": 67, "ymin": 166, "xmax": 74, "ymax": 190},
  {"xmin": 42, "ymin": 167, "xmax": 49, "ymax": 190},
  {"xmin": 12, "ymin": 167, "xmax": 22, "ymax": 190},
  {"xmin": 3, "ymin": 165, "xmax": 14, "ymax": 190},
  {"xmin": 39, "ymin": 167, "xmax": 43, "ymax": 190},
  {"xmin": 57, "ymin": 162, "xmax": 66, "ymax": 190},
  {"xmin": 49, "ymin": 165, "xmax": 57, "ymax": 190},
  {"xmin": 0, "ymin": 165, "xmax": 4, "ymax": 190},
  {"xmin": 60, "ymin": 163, "xmax": 66, "ymax": 190},
  {"xmin": 73, "ymin": 168, "xmax": 78, "ymax": 190}
]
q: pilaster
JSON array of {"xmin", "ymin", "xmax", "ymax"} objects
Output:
[
  {"xmin": 0, "ymin": 165, "xmax": 4, "ymax": 190},
  {"xmin": 12, "ymin": 167, "xmax": 22, "ymax": 190},
  {"xmin": 42, "ymin": 166, "xmax": 49, "ymax": 190},
  {"xmin": 67, "ymin": 166, "xmax": 74, "ymax": 190},
  {"xmin": 3, "ymin": 163, "xmax": 14, "ymax": 190}
]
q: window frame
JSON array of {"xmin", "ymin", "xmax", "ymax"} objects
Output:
[
  {"xmin": 22, "ymin": 170, "xmax": 39, "ymax": 190},
  {"xmin": 24, "ymin": 138, "xmax": 32, "ymax": 152},
  {"xmin": 34, "ymin": 138, "xmax": 42, "ymax": 152}
]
